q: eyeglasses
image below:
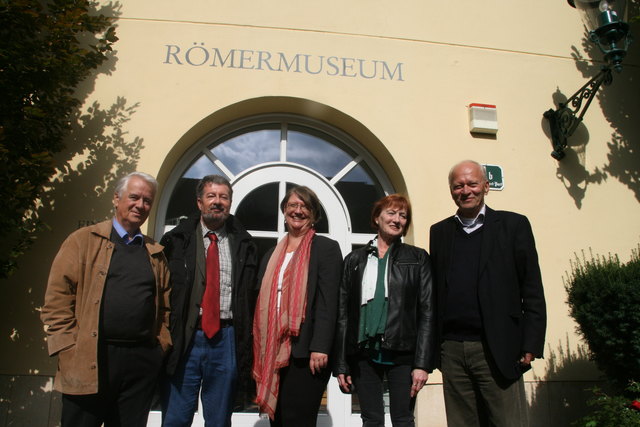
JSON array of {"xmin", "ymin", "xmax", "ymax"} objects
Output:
[{"xmin": 286, "ymin": 202, "xmax": 309, "ymax": 212}]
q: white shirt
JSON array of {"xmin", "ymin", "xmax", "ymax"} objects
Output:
[{"xmin": 454, "ymin": 204, "xmax": 486, "ymax": 234}]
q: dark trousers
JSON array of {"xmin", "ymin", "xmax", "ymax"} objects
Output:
[
  {"xmin": 441, "ymin": 340, "xmax": 529, "ymax": 427},
  {"xmin": 62, "ymin": 342, "xmax": 163, "ymax": 427},
  {"xmin": 351, "ymin": 358, "xmax": 415, "ymax": 427},
  {"xmin": 270, "ymin": 357, "xmax": 331, "ymax": 427}
]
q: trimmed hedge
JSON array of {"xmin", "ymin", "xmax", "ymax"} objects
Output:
[{"xmin": 565, "ymin": 247, "xmax": 640, "ymax": 391}]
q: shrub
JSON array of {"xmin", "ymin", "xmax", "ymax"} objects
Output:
[
  {"xmin": 564, "ymin": 247, "xmax": 640, "ymax": 392},
  {"xmin": 572, "ymin": 382, "xmax": 640, "ymax": 427}
]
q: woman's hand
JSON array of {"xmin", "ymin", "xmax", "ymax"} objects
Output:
[
  {"xmin": 337, "ymin": 373, "xmax": 353, "ymax": 393},
  {"xmin": 410, "ymin": 368, "xmax": 429, "ymax": 397},
  {"xmin": 309, "ymin": 351, "xmax": 328, "ymax": 374}
]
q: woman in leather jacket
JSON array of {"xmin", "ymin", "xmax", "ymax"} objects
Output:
[{"xmin": 334, "ymin": 194, "xmax": 436, "ymax": 427}]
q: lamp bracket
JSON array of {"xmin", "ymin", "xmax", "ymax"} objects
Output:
[{"xmin": 543, "ymin": 67, "xmax": 612, "ymax": 160}]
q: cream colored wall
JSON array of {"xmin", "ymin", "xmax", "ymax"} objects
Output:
[
  {"xmin": 106, "ymin": 0, "xmax": 639, "ymax": 378},
  {"xmin": 1, "ymin": 0, "xmax": 638, "ymax": 424}
]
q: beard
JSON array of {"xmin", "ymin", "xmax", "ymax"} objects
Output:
[{"xmin": 201, "ymin": 209, "xmax": 229, "ymax": 227}]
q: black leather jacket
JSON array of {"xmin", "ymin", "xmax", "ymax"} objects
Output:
[{"xmin": 333, "ymin": 240, "xmax": 436, "ymax": 375}]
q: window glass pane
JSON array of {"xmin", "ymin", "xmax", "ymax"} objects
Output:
[
  {"xmin": 165, "ymin": 177, "xmax": 200, "ymax": 225},
  {"xmin": 235, "ymin": 183, "xmax": 279, "ymax": 232},
  {"xmin": 254, "ymin": 237, "xmax": 278, "ymax": 268},
  {"xmin": 335, "ymin": 164, "xmax": 385, "ymax": 233},
  {"xmin": 212, "ymin": 126, "xmax": 280, "ymax": 175},
  {"xmin": 183, "ymin": 153, "xmax": 225, "ymax": 179},
  {"xmin": 351, "ymin": 243, "xmax": 367, "ymax": 252},
  {"xmin": 287, "ymin": 126, "xmax": 352, "ymax": 179}
]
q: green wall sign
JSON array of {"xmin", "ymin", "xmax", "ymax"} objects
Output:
[{"xmin": 484, "ymin": 164, "xmax": 504, "ymax": 190}]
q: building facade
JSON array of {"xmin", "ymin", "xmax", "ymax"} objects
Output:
[{"xmin": 1, "ymin": 1, "xmax": 639, "ymax": 425}]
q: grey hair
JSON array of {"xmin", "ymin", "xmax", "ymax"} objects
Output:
[
  {"xmin": 448, "ymin": 160, "xmax": 488, "ymax": 187},
  {"xmin": 115, "ymin": 172, "xmax": 158, "ymax": 197},
  {"xmin": 196, "ymin": 175, "xmax": 233, "ymax": 200}
]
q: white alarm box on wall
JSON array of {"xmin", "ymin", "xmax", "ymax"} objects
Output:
[{"xmin": 469, "ymin": 103, "xmax": 498, "ymax": 134}]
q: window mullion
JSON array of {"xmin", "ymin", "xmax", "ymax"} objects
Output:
[
  {"xmin": 280, "ymin": 123, "xmax": 288, "ymax": 162},
  {"xmin": 330, "ymin": 155, "xmax": 362, "ymax": 185},
  {"xmin": 203, "ymin": 149, "xmax": 236, "ymax": 180},
  {"xmin": 277, "ymin": 180, "xmax": 287, "ymax": 238}
]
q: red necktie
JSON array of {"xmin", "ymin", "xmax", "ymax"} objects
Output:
[{"xmin": 202, "ymin": 232, "xmax": 220, "ymax": 338}]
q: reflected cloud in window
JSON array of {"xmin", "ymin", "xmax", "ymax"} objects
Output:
[
  {"xmin": 213, "ymin": 129, "xmax": 280, "ymax": 175},
  {"xmin": 183, "ymin": 154, "xmax": 224, "ymax": 179},
  {"xmin": 287, "ymin": 129, "xmax": 352, "ymax": 179}
]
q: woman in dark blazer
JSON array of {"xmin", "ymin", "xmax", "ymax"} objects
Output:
[{"xmin": 253, "ymin": 186, "xmax": 343, "ymax": 427}]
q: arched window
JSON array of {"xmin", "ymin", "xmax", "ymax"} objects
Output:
[{"xmin": 156, "ymin": 114, "xmax": 394, "ymax": 258}]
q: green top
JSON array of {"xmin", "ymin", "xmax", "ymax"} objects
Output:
[{"xmin": 358, "ymin": 247, "xmax": 393, "ymax": 365}]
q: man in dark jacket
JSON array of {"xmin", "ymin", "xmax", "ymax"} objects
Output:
[
  {"xmin": 429, "ymin": 160, "xmax": 546, "ymax": 427},
  {"xmin": 161, "ymin": 175, "xmax": 258, "ymax": 427}
]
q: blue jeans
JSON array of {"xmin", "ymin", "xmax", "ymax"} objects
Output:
[{"xmin": 162, "ymin": 327, "xmax": 237, "ymax": 427}]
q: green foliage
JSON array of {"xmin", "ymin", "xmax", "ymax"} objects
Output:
[
  {"xmin": 572, "ymin": 383, "xmax": 640, "ymax": 427},
  {"xmin": 565, "ymin": 247, "xmax": 640, "ymax": 391},
  {"xmin": 0, "ymin": 0, "xmax": 117, "ymax": 278},
  {"xmin": 632, "ymin": 0, "xmax": 640, "ymax": 23}
]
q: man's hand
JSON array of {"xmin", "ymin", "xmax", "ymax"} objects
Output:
[{"xmin": 519, "ymin": 352, "xmax": 536, "ymax": 366}]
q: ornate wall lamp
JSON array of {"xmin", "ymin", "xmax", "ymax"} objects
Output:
[{"xmin": 544, "ymin": 0, "xmax": 632, "ymax": 160}]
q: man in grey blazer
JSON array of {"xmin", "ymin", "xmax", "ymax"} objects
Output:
[{"xmin": 429, "ymin": 160, "xmax": 546, "ymax": 427}]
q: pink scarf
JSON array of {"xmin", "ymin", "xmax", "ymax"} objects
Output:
[{"xmin": 252, "ymin": 229, "xmax": 315, "ymax": 419}]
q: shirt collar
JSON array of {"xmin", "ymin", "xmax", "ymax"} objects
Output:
[
  {"xmin": 454, "ymin": 204, "xmax": 486, "ymax": 228},
  {"xmin": 200, "ymin": 219, "xmax": 227, "ymax": 240},
  {"xmin": 112, "ymin": 218, "xmax": 144, "ymax": 246}
]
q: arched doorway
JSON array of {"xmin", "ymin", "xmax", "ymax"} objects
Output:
[{"xmin": 151, "ymin": 113, "xmax": 397, "ymax": 426}]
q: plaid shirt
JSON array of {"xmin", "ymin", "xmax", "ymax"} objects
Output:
[{"xmin": 202, "ymin": 223, "xmax": 233, "ymax": 319}]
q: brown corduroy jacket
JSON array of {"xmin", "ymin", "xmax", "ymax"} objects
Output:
[{"xmin": 41, "ymin": 219, "xmax": 171, "ymax": 394}]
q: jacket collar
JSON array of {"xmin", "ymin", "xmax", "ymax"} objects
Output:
[
  {"xmin": 91, "ymin": 219, "xmax": 164, "ymax": 255},
  {"xmin": 171, "ymin": 213, "xmax": 251, "ymax": 239},
  {"xmin": 365, "ymin": 237, "xmax": 403, "ymax": 259}
]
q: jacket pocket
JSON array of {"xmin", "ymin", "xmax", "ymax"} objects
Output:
[{"xmin": 57, "ymin": 344, "xmax": 77, "ymax": 375}]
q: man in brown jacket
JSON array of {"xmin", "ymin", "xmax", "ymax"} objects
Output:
[{"xmin": 41, "ymin": 171, "xmax": 171, "ymax": 427}]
